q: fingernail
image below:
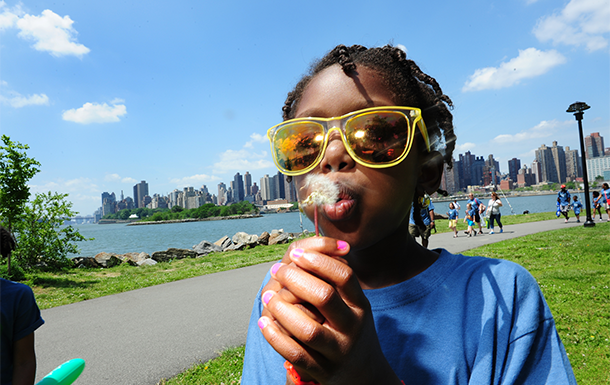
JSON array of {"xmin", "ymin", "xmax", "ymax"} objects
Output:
[
  {"xmin": 290, "ymin": 248, "xmax": 304, "ymax": 258},
  {"xmin": 262, "ymin": 290, "xmax": 274, "ymax": 305},
  {"xmin": 337, "ymin": 240, "xmax": 348, "ymax": 250},
  {"xmin": 258, "ymin": 317, "xmax": 269, "ymax": 330},
  {"xmin": 271, "ymin": 263, "xmax": 282, "ymax": 276}
]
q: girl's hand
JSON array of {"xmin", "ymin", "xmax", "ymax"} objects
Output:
[{"xmin": 258, "ymin": 245, "xmax": 401, "ymax": 385}]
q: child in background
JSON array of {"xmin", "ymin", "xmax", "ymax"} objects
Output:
[
  {"xmin": 242, "ymin": 43, "xmax": 575, "ymax": 384},
  {"xmin": 447, "ymin": 202, "xmax": 459, "ymax": 238},
  {"xmin": 464, "ymin": 202, "xmax": 476, "ymax": 237},
  {"xmin": 591, "ymin": 191, "xmax": 603, "ymax": 220},
  {"xmin": 572, "ymin": 195, "xmax": 583, "ymax": 223},
  {"xmin": 1, "ymin": 278, "xmax": 45, "ymax": 385}
]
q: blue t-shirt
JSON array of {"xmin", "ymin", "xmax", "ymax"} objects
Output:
[
  {"xmin": 558, "ymin": 190, "xmax": 571, "ymax": 206},
  {"xmin": 242, "ymin": 250, "xmax": 576, "ymax": 384},
  {"xmin": 599, "ymin": 188, "xmax": 610, "ymax": 204},
  {"xmin": 447, "ymin": 208, "xmax": 458, "ymax": 220},
  {"xmin": 466, "ymin": 197, "xmax": 481, "ymax": 210},
  {"xmin": 1, "ymin": 279, "xmax": 45, "ymax": 385},
  {"xmin": 572, "ymin": 200, "xmax": 583, "ymax": 215},
  {"xmin": 409, "ymin": 202, "xmax": 435, "ymax": 226}
]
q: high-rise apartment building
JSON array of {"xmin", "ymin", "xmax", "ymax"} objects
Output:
[
  {"xmin": 508, "ymin": 158, "xmax": 521, "ymax": 183},
  {"xmin": 585, "ymin": 132, "xmax": 605, "ymax": 159},
  {"xmin": 244, "ymin": 171, "xmax": 252, "ymax": 196},
  {"xmin": 550, "ymin": 141, "xmax": 567, "ymax": 183},
  {"xmin": 564, "ymin": 146, "xmax": 581, "ymax": 181},
  {"xmin": 233, "ymin": 172, "xmax": 245, "ymax": 202},
  {"xmin": 133, "ymin": 180, "xmax": 149, "ymax": 208},
  {"xmin": 535, "ymin": 144, "xmax": 559, "ymax": 183},
  {"xmin": 217, "ymin": 182, "xmax": 227, "ymax": 206},
  {"xmin": 260, "ymin": 175, "xmax": 271, "ymax": 201}
]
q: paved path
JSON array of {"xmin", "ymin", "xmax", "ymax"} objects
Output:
[{"xmin": 35, "ymin": 218, "xmax": 587, "ymax": 384}]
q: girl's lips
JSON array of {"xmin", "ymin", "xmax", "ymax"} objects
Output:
[
  {"xmin": 322, "ymin": 190, "xmax": 356, "ymax": 221},
  {"xmin": 323, "ymin": 199, "xmax": 356, "ymax": 221}
]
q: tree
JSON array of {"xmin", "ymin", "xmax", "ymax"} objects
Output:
[
  {"xmin": 0, "ymin": 135, "xmax": 41, "ymax": 274},
  {"xmin": 12, "ymin": 192, "xmax": 89, "ymax": 270}
]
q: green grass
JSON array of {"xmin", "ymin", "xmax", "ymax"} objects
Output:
[
  {"xmin": 22, "ymin": 215, "xmax": 609, "ymax": 384},
  {"xmin": 28, "ymin": 243, "xmax": 291, "ymax": 309},
  {"xmin": 159, "ymin": 221, "xmax": 610, "ymax": 385}
]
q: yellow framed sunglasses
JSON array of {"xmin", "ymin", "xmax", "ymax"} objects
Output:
[{"xmin": 267, "ymin": 106, "xmax": 430, "ymax": 176}]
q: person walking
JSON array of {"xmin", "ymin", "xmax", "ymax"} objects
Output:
[
  {"xmin": 447, "ymin": 202, "xmax": 459, "ymax": 238},
  {"xmin": 591, "ymin": 191, "xmax": 603, "ymax": 220},
  {"xmin": 486, "ymin": 192, "xmax": 503, "ymax": 234},
  {"xmin": 466, "ymin": 193, "xmax": 484, "ymax": 234},
  {"xmin": 594, "ymin": 183, "xmax": 610, "ymax": 222},
  {"xmin": 572, "ymin": 196, "xmax": 583, "ymax": 223},
  {"xmin": 557, "ymin": 185, "xmax": 571, "ymax": 223}
]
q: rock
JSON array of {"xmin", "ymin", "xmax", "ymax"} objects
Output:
[
  {"xmin": 193, "ymin": 240, "xmax": 223, "ymax": 256},
  {"xmin": 73, "ymin": 257, "xmax": 99, "ymax": 268},
  {"xmin": 120, "ymin": 252, "xmax": 150, "ymax": 266},
  {"xmin": 214, "ymin": 235, "xmax": 232, "ymax": 250},
  {"xmin": 94, "ymin": 252, "xmax": 122, "ymax": 268},
  {"xmin": 151, "ymin": 248, "xmax": 197, "ymax": 262},
  {"xmin": 258, "ymin": 231, "xmax": 270, "ymax": 246},
  {"xmin": 137, "ymin": 259, "xmax": 157, "ymax": 266},
  {"xmin": 232, "ymin": 232, "xmax": 258, "ymax": 247},
  {"xmin": 269, "ymin": 232, "xmax": 290, "ymax": 245},
  {"xmin": 225, "ymin": 242, "xmax": 247, "ymax": 251}
]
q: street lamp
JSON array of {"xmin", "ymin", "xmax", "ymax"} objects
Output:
[{"xmin": 566, "ymin": 101, "xmax": 595, "ymax": 227}]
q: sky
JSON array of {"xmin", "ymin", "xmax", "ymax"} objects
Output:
[{"xmin": 1, "ymin": 0, "xmax": 608, "ymax": 216}]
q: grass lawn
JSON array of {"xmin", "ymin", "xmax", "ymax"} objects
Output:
[
  {"xmin": 160, "ymin": 221, "xmax": 610, "ymax": 385},
  {"xmin": 20, "ymin": 214, "xmax": 608, "ymax": 384}
]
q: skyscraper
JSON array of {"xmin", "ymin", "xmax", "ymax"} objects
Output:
[
  {"xmin": 133, "ymin": 181, "xmax": 149, "ymax": 208},
  {"xmin": 260, "ymin": 175, "xmax": 271, "ymax": 201},
  {"xmin": 550, "ymin": 141, "xmax": 567, "ymax": 183},
  {"xmin": 233, "ymin": 172, "xmax": 245, "ymax": 202},
  {"xmin": 535, "ymin": 144, "xmax": 559, "ymax": 183},
  {"xmin": 564, "ymin": 146, "xmax": 581, "ymax": 181},
  {"xmin": 508, "ymin": 158, "xmax": 521, "ymax": 183},
  {"xmin": 585, "ymin": 132, "xmax": 605, "ymax": 159},
  {"xmin": 244, "ymin": 171, "xmax": 252, "ymax": 196}
]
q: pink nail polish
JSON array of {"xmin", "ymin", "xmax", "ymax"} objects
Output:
[
  {"xmin": 271, "ymin": 263, "xmax": 282, "ymax": 276},
  {"xmin": 291, "ymin": 248, "xmax": 304, "ymax": 258},
  {"xmin": 258, "ymin": 318, "xmax": 268, "ymax": 330},
  {"xmin": 337, "ymin": 240, "xmax": 348, "ymax": 250},
  {"xmin": 262, "ymin": 291, "xmax": 274, "ymax": 305}
]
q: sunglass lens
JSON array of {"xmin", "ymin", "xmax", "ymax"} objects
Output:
[
  {"xmin": 273, "ymin": 122, "xmax": 325, "ymax": 173},
  {"xmin": 345, "ymin": 112, "xmax": 409, "ymax": 164}
]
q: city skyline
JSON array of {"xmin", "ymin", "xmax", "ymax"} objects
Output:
[
  {"xmin": 97, "ymin": 132, "xmax": 609, "ymax": 218},
  {"xmin": 2, "ymin": 1, "xmax": 608, "ymax": 216}
]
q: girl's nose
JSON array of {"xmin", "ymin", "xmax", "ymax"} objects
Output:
[{"xmin": 319, "ymin": 129, "xmax": 356, "ymax": 173}]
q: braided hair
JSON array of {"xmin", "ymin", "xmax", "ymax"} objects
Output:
[{"xmin": 282, "ymin": 44, "xmax": 457, "ymax": 231}]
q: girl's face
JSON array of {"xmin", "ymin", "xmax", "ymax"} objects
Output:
[
  {"xmin": 292, "ymin": 64, "xmax": 429, "ymax": 250},
  {"xmin": 449, "ymin": 203, "xmax": 454, "ymax": 209}
]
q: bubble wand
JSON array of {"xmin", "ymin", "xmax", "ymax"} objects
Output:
[{"xmin": 300, "ymin": 175, "xmax": 339, "ymax": 236}]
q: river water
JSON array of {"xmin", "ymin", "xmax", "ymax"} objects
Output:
[{"xmin": 69, "ymin": 193, "xmax": 586, "ymax": 258}]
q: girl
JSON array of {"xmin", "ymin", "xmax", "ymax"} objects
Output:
[
  {"xmin": 464, "ymin": 202, "xmax": 476, "ymax": 237},
  {"xmin": 594, "ymin": 183, "xmax": 610, "ymax": 222},
  {"xmin": 572, "ymin": 195, "xmax": 583, "ymax": 223},
  {"xmin": 486, "ymin": 192, "xmax": 503, "ymax": 234},
  {"xmin": 447, "ymin": 202, "xmax": 459, "ymax": 238},
  {"xmin": 242, "ymin": 44, "xmax": 575, "ymax": 384}
]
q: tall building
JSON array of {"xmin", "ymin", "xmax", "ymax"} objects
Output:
[
  {"xmin": 244, "ymin": 171, "xmax": 252, "ymax": 196},
  {"xmin": 217, "ymin": 182, "xmax": 227, "ymax": 205},
  {"xmin": 233, "ymin": 172, "xmax": 245, "ymax": 202},
  {"xmin": 260, "ymin": 175, "xmax": 271, "ymax": 201},
  {"xmin": 535, "ymin": 144, "xmax": 559, "ymax": 183},
  {"xmin": 133, "ymin": 181, "xmax": 149, "ymax": 208},
  {"xmin": 101, "ymin": 192, "xmax": 116, "ymax": 216},
  {"xmin": 585, "ymin": 132, "xmax": 605, "ymax": 159},
  {"xmin": 550, "ymin": 141, "xmax": 567, "ymax": 183},
  {"xmin": 564, "ymin": 146, "xmax": 581, "ymax": 181},
  {"xmin": 273, "ymin": 171, "xmax": 285, "ymax": 200},
  {"xmin": 508, "ymin": 158, "xmax": 521, "ymax": 183}
]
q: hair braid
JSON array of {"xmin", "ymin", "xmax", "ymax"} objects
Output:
[{"xmin": 281, "ymin": 44, "xmax": 457, "ymax": 168}]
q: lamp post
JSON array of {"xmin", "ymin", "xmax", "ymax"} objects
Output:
[{"xmin": 566, "ymin": 102, "xmax": 595, "ymax": 227}]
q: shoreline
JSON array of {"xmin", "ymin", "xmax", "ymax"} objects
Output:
[{"xmin": 125, "ymin": 213, "xmax": 263, "ymax": 226}]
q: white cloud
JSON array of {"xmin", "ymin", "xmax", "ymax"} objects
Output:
[
  {"xmin": 533, "ymin": 0, "xmax": 610, "ymax": 51},
  {"xmin": 104, "ymin": 173, "xmax": 137, "ymax": 184},
  {"xmin": 455, "ymin": 142, "xmax": 476, "ymax": 153},
  {"xmin": 63, "ymin": 100, "xmax": 127, "ymax": 124},
  {"xmin": 16, "ymin": 9, "xmax": 90, "ymax": 57},
  {"xmin": 30, "ymin": 177, "xmax": 99, "ymax": 195},
  {"xmin": 0, "ymin": 92, "xmax": 49, "ymax": 108},
  {"xmin": 491, "ymin": 119, "xmax": 572, "ymax": 143},
  {"xmin": 170, "ymin": 174, "xmax": 220, "ymax": 188},
  {"xmin": 212, "ymin": 148, "xmax": 274, "ymax": 173},
  {"xmin": 243, "ymin": 132, "xmax": 268, "ymax": 148},
  {"xmin": 0, "ymin": 4, "xmax": 89, "ymax": 57},
  {"xmin": 463, "ymin": 48, "xmax": 566, "ymax": 92}
]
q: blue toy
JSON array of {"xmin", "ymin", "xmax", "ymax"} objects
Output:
[{"xmin": 36, "ymin": 358, "xmax": 85, "ymax": 385}]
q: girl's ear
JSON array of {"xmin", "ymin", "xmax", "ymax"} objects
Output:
[{"xmin": 416, "ymin": 151, "xmax": 444, "ymax": 196}]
